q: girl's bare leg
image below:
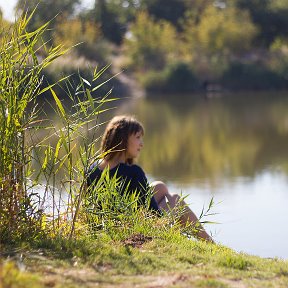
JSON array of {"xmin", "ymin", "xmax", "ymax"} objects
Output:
[{"xmin": 151, "ymin": 181, "xmax": 213, "ymax": 243}]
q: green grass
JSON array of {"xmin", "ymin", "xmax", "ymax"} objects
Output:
[
  {"xmin": 1, "ymin": 229, "xmax": 288, "ymax": 287},
  {"xmin": 2, "ymin": 202, "xmax": 288, "ymax": 287},
  {"xmin": 1, "ymin": 261, "xmax": 41, "ymax": 288}
]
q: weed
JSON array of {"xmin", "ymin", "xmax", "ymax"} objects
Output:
[{"xmin": 218, "ymin": 254, "xmax": 252, "ymax": 270}]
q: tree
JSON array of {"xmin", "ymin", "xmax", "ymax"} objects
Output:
[
  {"xmin": 183, "ymin": 5, "xmax": 258, "ymax": 57},
  {"xmin": 16, "ymin": 0, "xmax": 80, "ymax": 43},
  {"xmin": 182, "ymin": 4, "xmax": 258, "ymax": 79},
  {"xmin": 93, "ymin": 0, "xmax": 123, "ymax": 44},
  {"xmin": 234, "ymin": 0, "xmax": 288, "ymax": 47},
  {"xmin": 142, "ymin": 0, "xmax": 187, "ymax": 28},
  {"xmin": 136, "ymin": 0, "xmax": 212, "ymax": 29},
  {"xmin": 124, "ymin": 11, "xmax": 178, "ymax": 71},
  {"xmin": 53, "ymin": 18, "xmax": 100, "ymax": 48},
  {"xmin": 91, "ymin": 0, "xmax": 148, "ymax": 44}
]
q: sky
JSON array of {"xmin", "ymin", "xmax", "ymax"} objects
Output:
[
  {"xmin": 0, "ymin": 0, "xmax": 94, "ymax": 21},
  {"xmin": 0, "ymin": 0, "xmax": 17, "ymax": 21}
]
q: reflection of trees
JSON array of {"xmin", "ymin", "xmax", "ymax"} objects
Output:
[
  {"xmin": 37, "ymin": 93, "xmax": 288, "ymax": 184},
  {"xmin": 128, "ymin": 95, "xmax": 288, "ymax": 184}
]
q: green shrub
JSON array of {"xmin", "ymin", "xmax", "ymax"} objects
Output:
[
  {"xmin": 140, "ymin": 70, "xmax": 166, "ymax": 92},
  {"xmin": 164, "ymin": 62, "xmax": 200, "ymax": 92},
  {"xmin": 221, "ymin": 61, "xmax": 288, "ymax": 90},
  {"xmin": 76, "ymin": 40, "xmax": 111, "ymax": 64},
  {"xmin": 143, "ymin": 62, "xmax": 200, "ymax": 93}
]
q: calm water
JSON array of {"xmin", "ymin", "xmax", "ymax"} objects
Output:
[{"xmin": 116, "ymin": 92, "xmax": 288, "ymax": 259}]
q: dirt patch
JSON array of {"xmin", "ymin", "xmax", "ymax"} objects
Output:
[{"xmin": 122, "ymin": 233, "xmax": 153, "ymax": 248}]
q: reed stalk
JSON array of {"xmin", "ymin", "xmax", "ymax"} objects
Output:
[{"xmin": 0, "ymin": 12, "xmax": 114, "ymax": 243}]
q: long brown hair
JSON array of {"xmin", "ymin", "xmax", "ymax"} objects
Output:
[{"xmin": 101, "ymin": 115, "xmax": 144, "ymax": 164}]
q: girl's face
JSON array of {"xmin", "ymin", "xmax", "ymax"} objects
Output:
[{"xmin": 126, "ymin": 131, "xmax": 144, "ymax": 160}]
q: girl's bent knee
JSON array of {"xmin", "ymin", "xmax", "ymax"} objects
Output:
[
  {"xmin": 150, "ymin": 180, "xmax": 165, "ymax": 188},
  {"xmin": 150, "ymin": 181, "xmax": 169, "ymax": 202},
  {"xmin": 151, "ymin": 181, "xmax": 169, "ymax": 194}
]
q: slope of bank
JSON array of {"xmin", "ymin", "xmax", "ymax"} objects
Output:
[{"xmin": 2, "ymin": 232, "xmax": 288, "ymax": 288}]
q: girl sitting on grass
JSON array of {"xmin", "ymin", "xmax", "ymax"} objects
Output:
[{"xmin": 88, "ymin": 115, "xmax": 213, "ymax": 242}]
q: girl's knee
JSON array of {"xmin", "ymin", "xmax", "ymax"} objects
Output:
[
  {"xmin": 150, "ymin": 181, "xmax": 168, "ymax": 202},
  {"xmin": 150, "ymin": 181, "xmax": 168, "ymax": 193},
  {"xmin": 171, "ymin": 194, "xmax": 180, "ymax": 201},
  {"xmin": 150, "ymin": 180, "xmax": 165, "ymax": 188}
]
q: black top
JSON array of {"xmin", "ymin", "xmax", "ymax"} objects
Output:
[{"xmin": 87, "ymin": 162, "xmax": 161, "ymax": 213}]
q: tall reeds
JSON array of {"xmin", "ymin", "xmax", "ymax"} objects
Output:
[
  {"xmin": 0, "ymin": 13, "xmax": 66, "ymax": 242},
  {"xmin": 0, "ymin": 13, "xmax": 214, "ymax": 245},
  {"xmin": 0, "ymin": 13, "xmax": 114, "ymax": 243}
]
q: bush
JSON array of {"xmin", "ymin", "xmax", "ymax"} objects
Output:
[
  {"xmin": 142, "ymin": 62, "xmax": 200, "ymax": 93},
  {"xmin": 53, "ymin": 18, "xmax": 111, "ymax": 64},
  {"xmin": 164, "ymin": 62, "xmax": 200, "ymax": 92},
  {"xmin": 75, "ymin": 40, "xmax": 111, "ymax": 64},
  {"xmin": 220, "ymin": 61, "xmax": 288, "ymax": 90}
]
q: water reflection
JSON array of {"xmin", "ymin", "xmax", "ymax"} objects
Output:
[{"xmin": 120, "ymin": 93, "xmax": 288, "ymax": 186}]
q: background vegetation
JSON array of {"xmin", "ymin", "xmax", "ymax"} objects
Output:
[{"xmin": 1, "ymin": 0, "xmax": 287, "ymax": 94}]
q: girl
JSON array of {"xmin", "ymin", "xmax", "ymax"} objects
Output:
[{"xmin": 88, "ymin": 115, "xmax": 213, "ymax": 242}]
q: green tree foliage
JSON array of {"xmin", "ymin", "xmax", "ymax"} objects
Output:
[
  {"xmin": 93, "ymin": 0, "xmax": 123, "ymax": 44},
  {"xmin": 92, "ymin": 0, "xmax": 208, "ymax": 44},
  {"xmin": 124, "ymin": 11, "xmax": 178, "ymax": 71},
  {"xmin": 94, "ymin": 0, "xmax": 140, "ymax": 23},
  {"xmin": 52, "ymin": 17, "xmax": 110, "ymax": 63},
  {"xmin": 54, "ymin": 19, "xmax": 100, "ymax": 48},
  {"xmin": 16, "ymin": 0, "xmax": 80, "ymax": 43},
  {"xmin": 142, "ymin": 0, "xmax": 187, "ymax": 28},
  {"xmin": 184, "ymin": 5, "xmax": 258, "ymax": 56},
  {"xmin": 235, "ymin": 0, "xmax": 288, "ymax": 46},
  {"xmin": 182, "ymin": 4, "xmax": 258, "ymax": 79}
]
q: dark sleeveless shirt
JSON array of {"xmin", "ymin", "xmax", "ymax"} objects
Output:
[{"xmin": 87, "ymin": 162, "xmax": 161, "ymax": 213}]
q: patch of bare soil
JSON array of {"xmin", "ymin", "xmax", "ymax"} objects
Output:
[{"xmin": 122, "ymin": 233, "xmax": 153, "ymax": 248}]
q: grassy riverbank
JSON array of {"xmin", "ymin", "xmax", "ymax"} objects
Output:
[{"xmin": 2, "ymin": 230, "xmax": 288, "ymax": 288}]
